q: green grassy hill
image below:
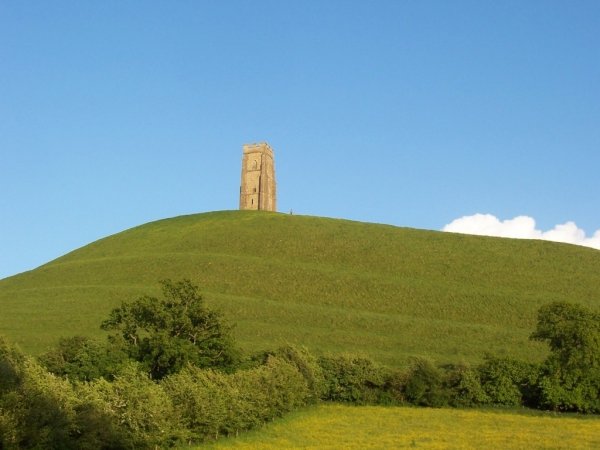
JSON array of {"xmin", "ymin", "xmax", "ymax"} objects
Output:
[{"xmin": 1, "ymin": 210, "xmax": 599, "ymax": 366}]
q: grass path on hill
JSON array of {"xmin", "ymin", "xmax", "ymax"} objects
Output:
[{"xmin": 202, "ymin": 404, "xmax": 600, "ymax": 449}]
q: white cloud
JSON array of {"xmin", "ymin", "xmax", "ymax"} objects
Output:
[{"xmin": 442, "ymin": 214, "xmax": 600, "ymax": 250}]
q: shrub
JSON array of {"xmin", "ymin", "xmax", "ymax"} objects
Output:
[
  {"xmin": 0, "ymin": 336, "xmax": 26, "ymax": 394},
  {"xmin": 0, "ymin": 406, "xmax": 19, "ymax": 449},
  {"xmin": 234, "ymin": 355, "xmax": 310, "ymax": 422},
  {"xmin": 263, "ymin": 345, "xmax": 325, "ymax": 403},
  {"xmin": 226, "ymin": 355, "xmax": 309, "ymax": 431},
  {"xmin": 383, "ymin": 368, "xmax": 408, "ymax": 404},
  {"xmin": 0, "ymin": 357, "xmax": 78, "ymax": 449},
  {"xmin": 162, "ymin": 366, "xmax": 232, "ymax": 442},
  {"xmin": 76, "ymin": 363, "xmax": 185, "ymax": 449},
  {"xmin": 164, "ymin": 355, "xmax": 310, "ymax": 443},
  {"xmin": 477, "ymin": 355, "xmax": 538, "ymax": 407},
  {"xmin": 444, "ymin": 363, "xmax": 489, "ymax": 407},
  {"xmin": 403, "ymin": 358, "xmax": 449, "ymax": 407},
  {"xmin": 318, "ymin": 354, "xmax": 389, "ymax": 404}
]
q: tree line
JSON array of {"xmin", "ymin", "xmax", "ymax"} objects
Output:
[{"xmin": 0, "ymin": 280, "xmax": 598, "ymax": 449}]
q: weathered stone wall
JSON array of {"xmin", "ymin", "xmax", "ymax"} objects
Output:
[{"xmin": 239, "ymin": 142, "xmax": 276, "ymax": 211}]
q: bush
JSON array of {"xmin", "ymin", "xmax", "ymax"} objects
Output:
[
  {"xmin": 0, "ymin": 356, "xmax": 78, "ymax": 449},
  {"xmin": 318, "ymin": 354, "xmax": 389, "ymax": 404},
  {"xmin": 162, "ymin": 366, "xmax": 232, "ymax": 442},
  {"xmin": 444, "ymin": 363, "xmax": 489, "ymax": 407},
  {"xmin": 232, "ymin": 355, "xmax": 310, "ymax": 424},
  {"xmin": 164, "ymin": 355, "xmax": 310, "ymax": 442},
  {"xmin": 478, "ymin": 355, "xmax": 538, "ymax": 407},
  {"xmin": 76, "ymin": 363, "xmax": 185, "ymax": 449},
  {"xmin": 0, "ymin": 336, "xmax": 26, "ymax": 395},
  {"xmin": 383, "ymin": 368, "xmax": 408, "ymax": 404},
  {"xmin": 0, "ymin": 406, "xmax": 19, "ymax": 449},
  {"xmin": 262, "ymin": 345, "xmax": 325, "ymax": 403},
  {"xmin": 403, "ymin": 358, "xmax": 449, "ymax": 407}
]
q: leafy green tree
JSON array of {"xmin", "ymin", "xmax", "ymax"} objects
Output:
[
  {"xmin": 101, "ymin": 279, "xmax": 239, "ymax": 379},
  {"xmin": 39, "ymin": 336, "xmax": 127, "ymax": 381},
  {"xmin": 530, "ymin": 301, "xmax": 600, "ymax": 412}
]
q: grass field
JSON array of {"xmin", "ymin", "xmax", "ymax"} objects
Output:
[
  {"xmin": 202, "ymin": 404, "xmax": 600, "ymax": 449},
  {"xmin": 1, "ymin": 210, "xmax": 599, "ymax": 366}
]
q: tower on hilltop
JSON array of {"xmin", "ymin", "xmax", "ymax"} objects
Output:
[{"xmin": 239, "ymin": 142, "xmax": 277, "ymax": 211}]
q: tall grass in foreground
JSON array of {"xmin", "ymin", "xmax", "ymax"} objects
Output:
[{"xmin": 203, "ymin": 404, "xmax": 600, "ymax": 449}]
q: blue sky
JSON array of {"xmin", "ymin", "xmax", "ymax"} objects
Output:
[{"xmin": 1, "ymin": 1, "xmax": 599, "ymax": 279}]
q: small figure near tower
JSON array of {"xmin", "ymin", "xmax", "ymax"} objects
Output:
[{"xmin": 239, "ymin": 142, "xmax": 277, "ymax": 211}]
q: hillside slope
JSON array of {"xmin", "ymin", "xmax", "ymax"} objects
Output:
[{"xmin": 1, "ymin": 210, "xmax": 599, "ymax": 366}]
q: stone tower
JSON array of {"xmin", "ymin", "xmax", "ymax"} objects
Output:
[{"xmin": 239, "ymin": 142, "xmax": 277, "ymax": 211}]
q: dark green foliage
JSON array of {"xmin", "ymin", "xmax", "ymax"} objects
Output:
[
  {"xmin": 39, "ymin": 336, "xmax": 128, "ymax": 381},
  {"xmin": 230, "ymin": 355, "xmax": 310, "ymax": 430},
  {"xmin": 0, "ymin": 337, "xmax": 25, "ymax": 448},
  {"xmin": 101, "ymin": 279, "xmax": 239, "ymax": 379},
  {"xmin": 403, "ymin": 358, "xmax": 449, "ymax": 407},
  {"xmin": 72, "ymin": 401, "xmax": 128, "ymax": 450},
  {"xmin": 318, "ymin": 354, "xmax": 390, "ymax": 404},
  {"xmin": 531, "ymin": 302, "xmax": 600, "ymax": 412},
  {"xmin": 163, "ymin": 355, "xmax": 311, "ymax": 442},
  {"xmin": 444, "ymin": 363, "xmax": 489, "ymax": 407},
  {"xmin": 0, "ymin": 406, "xmax": 18, "ymax": 450},
  {"xmin": 13, "ymin": 362, "xmax": 77, "ymax": 449},
  {"xmin": 0, "ymin": 342, "xmax": 78, "ymax": 450},
  {"xmin": 0, "ymin": 339, "xmax": 318, "ymax": 448},
  {"xmin": 261, "ymin": 345, "xmax": 326, "ymax": 403},
  {"xmin": 5, "ymin": 295, "xmax": 600, "ymax": 449},
  {"xmin": 75, "ymin": 363, "xmax": 185, "ymax": 449},
  {"xmin": 478, "ymin": 355, "xmax": 538, "ymax": 407},
  {"xmin": 531, "ymin": 302, "xmax": 600, "ymax": 362},
  {"xmin": 2, "ymin": 335, "xmax": 315, "ymax": 448},
  {"xmin": 0, "ymin": 337, "xmax": 25, "ymax": 395},
  {"xmin": 382, "ymin": 369, "xmax": 408, "ymax": 404},
  {"xmin": 162, "ymin": 366, "xmax": 231, "ymax": 441}
]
